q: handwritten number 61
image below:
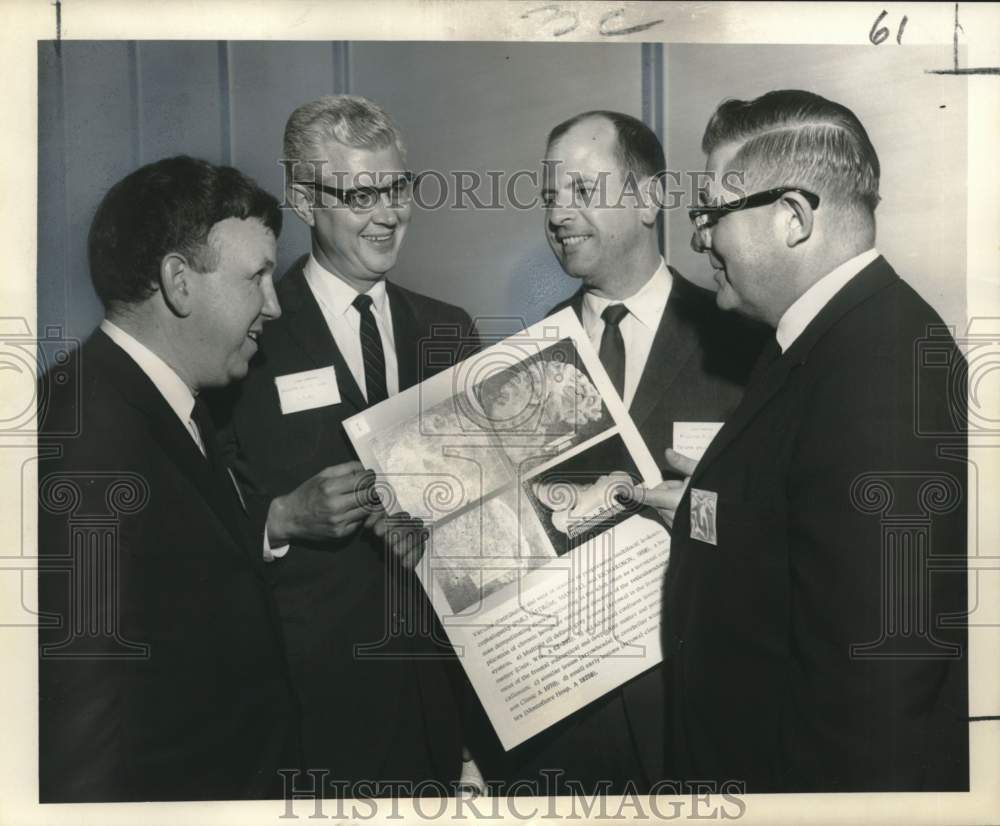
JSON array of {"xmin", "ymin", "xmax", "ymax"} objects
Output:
[{"xmin": 870, "ymin": 9, "xmax": 909, "ymax": 45}]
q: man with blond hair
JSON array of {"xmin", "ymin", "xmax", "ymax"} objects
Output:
[{"xmin": 221, "ymin": 96, "xmax": 478, "ymax": 794}]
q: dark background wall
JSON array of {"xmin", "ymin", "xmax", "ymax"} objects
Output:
[{"xmin": 38, "ymin": 41, "xmax": 965, "ymax": 346}]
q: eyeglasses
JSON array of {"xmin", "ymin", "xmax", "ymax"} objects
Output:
[
  {"xmin": 689, "ymin": 186, "xmax": 820, "ymax": 250},
  {"xmin": 304, "ymin": 171, "xmax": 415, "ymax": 213}
]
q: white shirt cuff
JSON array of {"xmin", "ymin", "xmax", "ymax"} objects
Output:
[{"xmin": 263, "ymin": 524, "xmax": 290, "ymax": 562}]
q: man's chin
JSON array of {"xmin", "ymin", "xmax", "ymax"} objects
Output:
[
  {"xmin": 361, "ymin": 246, "xmax": 400, "ymax": 272},
  {"xmin": 224, "ymin": 361, "xmax": 251, "ymax": 385},
  {"xmin": 359, "ymin": 261, "xmax": 396, "ymax": 281},
  {"xmin": 564, "ymin": 262, "xmax": 599, "ymax": 284},
  {"xmin": 549, "ymin": 247, "xmax": 589, "ymax": 281},
  {"xmin": 715, "ymin": 285, "xmax": 740, "ymax": 313}
]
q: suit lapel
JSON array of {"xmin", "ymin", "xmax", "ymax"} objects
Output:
[
  {"xmin": 88, "ymin": 330, "xmax": 253, "ymax": 557},
  {"xmin": 387, "ymin": 281, "xmax": 420, "ymax": 391},
  {"xmin": 628, "ymin": 274, "xmax": 702, "ymax": 433},
  {"xmin": 277, "ymin": 258, "xmax": 367, "ymax": 413},
  {"xmin": 691, "ymin": 349, "xmax": 799, "ymax": 477},
  {"xmin": 564, "ymin": 276, "xmax": 703, "ymax": 433},
  {"xmin": 691, "ymin": 256, "xmax": 899, "ymax": 482}
]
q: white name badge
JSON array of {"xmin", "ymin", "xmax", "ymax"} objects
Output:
[
  {"xmin": 673, "ymin": 421, "xmax": 724, "ymax": 462},
  {"xmin": 275, "ymin": 367, "xmax": 341, "ymax": 415}
]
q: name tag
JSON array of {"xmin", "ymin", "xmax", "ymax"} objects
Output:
[
  {"xmin": 673, "ymin": 421, "xmax": 724, "ymax": 462},
  {"xmin": 275, "ymin": 367, "xmax": 341, "ymax": 415},
  {"xmin": 689, "ymin": 488, "xmax": 718, "ymax": 546}
]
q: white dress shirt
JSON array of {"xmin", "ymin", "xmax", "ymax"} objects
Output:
[
  {"xmin": 100, "ymin": 319, "xmax": 204, "ymax": 450},
  {"xmin": 304, "ymin": 254, "xmax": 400, "ymax": 400},
  {"xmin": 580, "ymin": 258, "xmax": 672, "ymax": 408},
  {"xmin": 776, "ymin": 248, "xmax": 879, "ymax": 353},
  {"xmin": 99, "ymin": 319, "xmax": 279, "ymax": 559}
]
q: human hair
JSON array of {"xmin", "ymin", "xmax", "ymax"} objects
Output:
[
  {"xmin": 88, "ymin": 155, "xmax": 282, "ymax": 309},
  {"xmin": 282, "ymin": 94, "xmax": 407, "ymax": 182},
  {"xmin": 546, "ymin": 110, "xmax": 666, "ymax": 180},
  {"xmin": 701, "ymin": 89, "xmax": 881, "ymax": 212}
]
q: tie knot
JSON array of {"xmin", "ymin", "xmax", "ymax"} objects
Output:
[
  {"xmin": 602, "ymin": 304, "xmax": 629, "ymax": 327},
  {"xmin": 191, "ymin": 396, "xmax": 213, "ymax": 432},
  {"xmin": 190, "ymin": 396, "xmax": 217, "ymax": 463},
  {"xmin": 353, "ymin": 293, "xmax": 374, "ymax": 314}
]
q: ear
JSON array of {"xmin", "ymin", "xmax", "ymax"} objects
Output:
[
  {"xmin": 638, "ymin": 175, "xmax": 663, "ymax": 228},
  {"xmin": 159, "ymin": 253, "xmax": 196, "ymax": 318},
  {"xmin": 288, "ymin": 183, "xmax": 317, "ymax": 228},
  {"xmin": 781, "ymin": 191, "xmax": 814, "ymax": 247}
]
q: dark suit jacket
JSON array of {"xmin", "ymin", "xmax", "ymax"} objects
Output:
[
  {"xmin": 664, "ymin": 256, "xmax": 969, "ymax": 792},
  {"xmin": 38, "ymin": 329, "xmax": 298, "ymax": 802},
  {"xmin": 494, "ymin": 268, "xmax": 766, "ymax": 790},
  {"xmin": 217, "ymin": 257, "xmax": 478, "ymax": 788}
]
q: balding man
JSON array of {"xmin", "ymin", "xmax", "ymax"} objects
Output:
[{"xmin": 481, "ymin": 111, "xmax": 765, "ymax": 794}]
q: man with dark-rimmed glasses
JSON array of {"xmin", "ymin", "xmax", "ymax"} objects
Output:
[
  {"xmin": 216, "ymin": 95, "xmax": 478, "ymax": 795},
  {"xmin": 638, "ymin": 89, "xmax": 968, "ymax": 792}
]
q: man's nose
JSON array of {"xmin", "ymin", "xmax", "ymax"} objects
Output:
[
  {"xmin": 548, "ymin": 204, "xmax": 574, "ymax": 226},
  {"xmin": 261, "ymin": 277, "xmax": 282, "ymax": 321},
  {"xmin": 370, "ymin": 194, "xmax": 402, "ymax": 224}
]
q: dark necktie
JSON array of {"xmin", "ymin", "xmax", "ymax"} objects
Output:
[
  {"xmin": 599, "ymin": 304, "xmax": 629, "ymax": 400},
  {"xmin": 353, "ymin": 293, "xmax": 389, "ymax": 406},
  {"xmin": 191, "ymin": 396, "xmax": 222, "ymax": 470},
  {"xmin": 747, "ymin": 336, "xmax": 782, "ymax": 386},
  {"xmin": 191, "ymin": 396, "xmax": 246, "ymax": 514}
]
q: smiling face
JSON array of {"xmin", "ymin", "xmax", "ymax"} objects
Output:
[
  {"xmin": 302, "ymin": 140, "xmax": 410, "ymax": 291},
  {"xmin": 542, "ymin": 118, "xmax": 655, "ymax": 299},
  {"xmin": 699, "ymin": 141, "xmax": 785, "ymax": 323},
  {"xmin": 188, "ymin": 217, "xmax": 280, "ymax": 388}
]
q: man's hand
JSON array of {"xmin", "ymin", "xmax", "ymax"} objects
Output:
[
  {"xmin": 369, "ymin": 507, "xmax": 429, "ymax": 570},
  {"xmin": 266, "ymin": 461, "xmax": 376, "ymax": 545},
  {"xmin": 628, "ymin": 449, "xmax": 699, "ymax": 528}
]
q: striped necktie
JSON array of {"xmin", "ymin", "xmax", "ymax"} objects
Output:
[{"xmin": 353, "ymin": 293, "xmax": 389, "ymax": 406}]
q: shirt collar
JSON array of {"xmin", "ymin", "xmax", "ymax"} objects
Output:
[
  {"xmin": 100, "ymin": 318, "xmax": 197, "ymax": 424},
  {"xmin": 775, "ymin": 248, "xmax": 879, "ymax": 353},
  {"xmin": 582, "ymin": 257, "xmax": 672, "ymax": 329},
  {"xmin": 304, "ymin": 254, "xmax": 388, "ymax": 317}
]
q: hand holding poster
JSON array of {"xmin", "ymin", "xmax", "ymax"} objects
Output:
[{"xmin": 345, "ymin": 308, "xmax": 670, "ymax": 749}]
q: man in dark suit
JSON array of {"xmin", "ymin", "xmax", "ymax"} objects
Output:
[
  {"xmin": 219, "ymin": 95, "xmax": 476, "ymax": 795},
  {"xmin": 642, "ymin": 90, "xmax": 968, "ymax": 791},
  {"xmin": 487, "ymin": 111, "xmax": 764, "ymax": 793},
  {"xmin": 38, "ymin": 156, "xmax": 298, "ymax": 801}
]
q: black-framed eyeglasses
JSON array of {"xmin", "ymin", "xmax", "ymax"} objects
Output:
[
  {"xmin": 688, "ymin": 186, "xmax": 820, "ymax": 231},
  {"xmin": 304, "ymin": 171, "xmax": 415, "ymax": 213}
]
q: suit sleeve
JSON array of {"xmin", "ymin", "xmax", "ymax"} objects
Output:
[
  {"xmin": 39, "ymin": 502, "xmax": 127, "ymax": 800},
  {"xmin": 778, "ymin": 334, "xmax": 967, "ymax": 790},
  {"xmin": 213, "ymin": 383, "xmax": 279, "ymax": 559},
  {"xmin": 38, "ymin": 409, "xmax": 136, "ymax": 800}
]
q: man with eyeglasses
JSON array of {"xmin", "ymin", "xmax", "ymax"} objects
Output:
[
  {"xmin": 638, "ymin": 90, "xmax": 968, "ymax": 791},
  {"xmin": 217, "ymin": 95, "xmax": 477, "ymax": 794}
]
